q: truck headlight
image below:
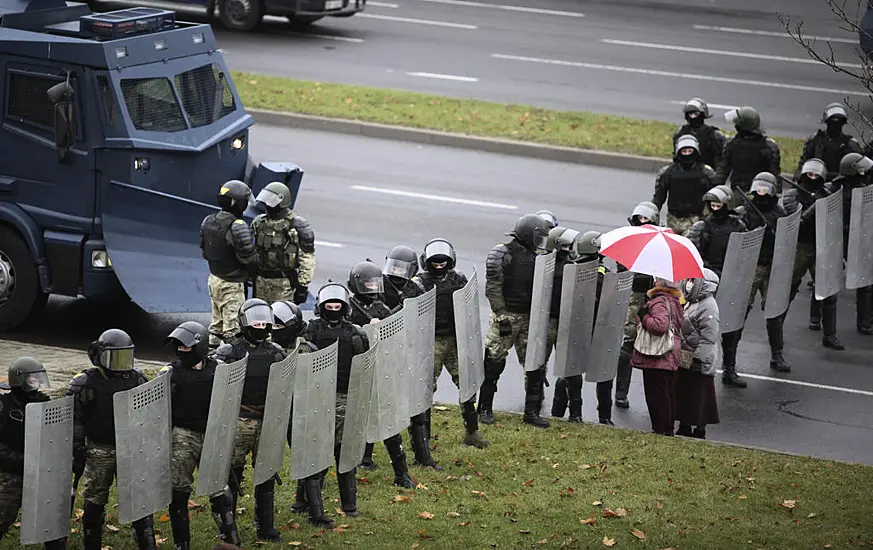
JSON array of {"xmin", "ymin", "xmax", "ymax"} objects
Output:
[{"xmin": 91, "ymin": 251, "xmax": 112, "ymax": 268}]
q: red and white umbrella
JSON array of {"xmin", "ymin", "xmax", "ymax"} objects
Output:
[{"xmin": 599, "ymin": 224, "xmax": 704, "ymax": 282}]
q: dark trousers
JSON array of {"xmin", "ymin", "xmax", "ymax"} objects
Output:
[{"xmin": 642, "ymin": 369, "xmax": 676, "ymax": 436}]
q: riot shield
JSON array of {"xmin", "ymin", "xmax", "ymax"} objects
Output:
[
  {"xmin": 454, "ymin": 266, "xmax": 485, "ymax": 404},
  {"xmin": 553, "ymin": 260, "xmax": 599, "ymax": 379},
  {"xmin": 716, "ymin": 227, "xmax": 765, "ymax": 333},
  {"xmin": 114, "ymin": 373, "xmax": 172, "ymax": 524},
  {"xmin": 585, "ymin": 271, "xmax": 634, "ymax": 383},
  {"xmin": 290, "ymin": 341, "xmax": 338, "ymax": 480},
  {"xmin": 524, "ymin": 251, "xmax": 556, "ymax": 372},
  {"xmin": 764, "ymin": 210, "xmax": 801, "ymax": 319},
  {"xmin": 338, "ymin": 342, "xmax": 379, "ymax": 474},
  {"xmin": 846, "ymin": 186, "xmax": 873, "ymax": 289},
  {"xmin": 20, "ymin": 396, "xmax": 73, "ymax": 545},
  {"xmin": 405, "ymin": 287, "xmax": 436, "ymax": 417},
  {"xmin": 366, "ymin": 307, "xmax": 410, "ymax": 443},
  {"xmin": 252, "ymin": 349, "xmax": 299, "ymax": 486},
  {"xmin": 815, "ymin": 190, "xmax": 844, "ymax": 300}
]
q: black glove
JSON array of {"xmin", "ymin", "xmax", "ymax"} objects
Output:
[
  {"xmin": 498, "ymin": 318, "xmax": 513, "ymax": 337},
  {"xmin": 293, "ymin": 285, "xmax": 309, "ymax": 305},
  {"xmin": 637, "ymin": 304, "xmax": 650, "ymax": 321}
]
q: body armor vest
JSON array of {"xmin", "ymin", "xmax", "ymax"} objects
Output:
[
  {"xmin": 239, "ymin": 341, "xmax": 282, "ymax": 416},
  {"xmin": 306, "ymin": 320, "xmax": 355, "ymax": 394},
  {"xmin": 502, "ymin": 240, "xmax": 537, "ymax": 313},
  {"xmin": 83, "ymin": 368, "xmax": 142, "ymax": 445},
  {"xmin": 417, "ymin": 271, "xmax": 465, "ymax": 336},
  {"xmin": 813, "ymin": 131, "xmax": 853, "ymax": 175},
  {"xmin": 0, "ymin": 392, "xmax": 47, "ymax": 474},
  {"xmin": 170, "ymin": 358, "xmax": 217, "ymax": 433},
  {"xmin": 254, "ymin": 214, "xmax": 299, "ymax": 278},
  {"xmin": 667, "ymin": 165, "xmax": 707, "ymax": 217},
  {"xmin": 729, "ymin": 136, "xmax": 772, "ymax": 191},
  {"xmin": 702, "ymin": 216, "xmax": 745, "ymax": 272},
  {"xmin": 202, "ymin": 211, "xmax": 244, "ymax": 278},
  {"xmin": 350, "ymin": 296, "xmax": 391, "ymax": 325},
  {"xmin": 796, "ymin": 186, "xmax": 826, "ymax": 245}
]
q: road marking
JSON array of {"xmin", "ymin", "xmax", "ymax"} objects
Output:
[
  {"xmin": 315, "ymin": 240, "xmax": 345, "ymax": 248},
  {"xmin": 693, "ymin": 24, "xmax": 857, "ymax": 44},
  {"xmin": 369, "ymin": 1, "xmax": 400, "ymax": 6},
  {"xmin": 294, "ymin": 32, "xmax": 365, "ymax": 43},
  {"xmin": 357, "ymin": 13, "xmax": 477, "ymax": 28},
  {"xmin": 415, "ymin": 0, "xmax": 584, "ymax": 17},
  {"xmin": 490, "ymin": 53, "xmax": 867, "ymax": 96},
  {"xmin": 350, "ymin": 185, "xmax": 518, "ymax": 209},
  {"xmin": 669, "ymin": 100, "xmax": 738, "ymax": 110},
  {"xmin": 715, "ymin": 370, "xmax": 873, "ymax": 397},
  {"xmin": 406, "ymin": 71, "xmax": 479, "ymax": 81},
  {"xmin": 601, "ymin": 38, "xmax": 863, "ymax": 69}
]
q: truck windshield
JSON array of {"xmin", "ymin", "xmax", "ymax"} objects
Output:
[{"xmin": 119, "ymin": 62, "xmax": 236, "ymax": 132}]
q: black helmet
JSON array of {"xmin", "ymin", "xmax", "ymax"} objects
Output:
[
  {"xmin": 87, "ymin": 329, "xmax": 135, "ymax": 372},
  {"xmin": 508, "ymin": 213, "xmax": 551, "ymax": 251},
  {"xmin": 383, "ymin": 246, "xmax": 419, "ymax": 282},
  {"xmin": 749, "ymin": 172, "xmax": 778, "ymax": 197},
  {"xmin": 683, "ymin": 97, "xmax": 712, "ymax": 119},
  {"xmin": 420, "ymin": 238, "xmax": 457, "ymax": 273},
  {"xmin": 165, "ymin": 321, "xmax": 209, "ymax": 364},
  {"xmin": 237, "ymin": 298, "xmax": 272, "ymax": 344},
  {"xmin": 271, "ymin": 300, "xmax": 305, "ymax": 348},
  {"xmin": 348, "ymin": 261, "xmax": 384, "ymax": 296},
  {"xmin": 217, "ymin": 179, "xmax": 252, "ymax": 214},
  {"xmin": 315, "ymin": 283, "xmax": 351, "ymax": 319},
  {"xmin": 7, "ymin": 356, "xmax": 50, "ymax": 392}
]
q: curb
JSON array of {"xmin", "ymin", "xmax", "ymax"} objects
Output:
[{"xmin": 249, "ymin": 109, "xmax": 672, "ymax": 173}]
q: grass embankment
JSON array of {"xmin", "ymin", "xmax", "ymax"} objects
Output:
[
  {"xmin": 6, "ymin": 406, "xmax": 871, "ymax": 549},
  {"xmin": 232, "ymin": 73, "xmax": 806, "ymax": 173}
]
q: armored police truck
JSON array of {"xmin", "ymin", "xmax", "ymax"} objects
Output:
[{"xmin": 0, "ymin": 0, "xmax": 304, "ymax": 331}]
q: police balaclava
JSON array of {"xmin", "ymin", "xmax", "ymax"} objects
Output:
[
  {"xmin": 321, "ymin": 301, "xmax": 345, "ymax": 323},
  {"xmin": 678, "ymin": 147, "xmax": 697, "ymax": 169},
  {"xmin": 752, "ymin": 193, "xmax": 776, "ymax": 211},
  {"xmin": 826, "ymin": 116, "xmax": 846, "ymax": 139},
  {"xmin": 176, "ymin": 345, "xmax": 202, "ymax": 369},
  {"xmin": 386, "ymin": 275, "xmax": 407, "ymax": 291},
  {"xmin": 243, "ymin": 325, "xmax": 269, "ymax": 345},
  {"xmin": 801, "ymin": 172, "xmax": 824, "ymax": 190},
  {"xmin": 426, "ymin": 256, "xmax": 451, "ymax": 278},
  {"xmin": 272, "ymin": 324, "xmax": 300, "ymax": 349},
  {"xmin": 685, "ymin": 110, "xmax": 704, "ymax": 129},
  {"xmin": 711, "ymin": 202, "xmax": 729, "ymax": 219}
]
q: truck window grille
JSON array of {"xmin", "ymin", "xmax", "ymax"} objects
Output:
[
  {"xmin": 173, "ymin": 63, "xmax": 235, "ymax": 129},
  {"xmin": 7, "ymin": 73, "xmax": 57, "ymax": 130},
  {"xmin": 119, "ymin": 77, "xmax": 187, "ymax": 132}
]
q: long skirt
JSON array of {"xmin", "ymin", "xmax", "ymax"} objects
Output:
[
  {"xmin": 675, "ymin": 369, "xmax": 720, "ymax": 426},
  {"xmin": 641, "ymin": 369, "xmax": 677, "ymax": 436}
]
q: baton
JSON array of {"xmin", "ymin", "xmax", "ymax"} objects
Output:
[{"xmin": 731, "ymin": 184, "xmax": 775, "ymax": 231}]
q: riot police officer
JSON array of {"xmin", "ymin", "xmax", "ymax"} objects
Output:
[
  {"xmin": 479, "ymin": 213, "xmax": 552, "ymax": 428},
  {"xmin": 784, "ymin": 159, "xmax": 845, "ymax": 350},
  {"xmin": 67, "ymin": 329, "xmax": 156, "ymax": 549},
  {"xmin": 0, "ymin": 357, "xmax": 66, "ymax": 549},
  {"xmin": 734, "ymin": 173, "xmax": 792, "ymax": 372},
  {"xmin": 301, "ymin": 283, "xmax": 371, "ymax": 521},
  {"xmin": 200, "ymin": 180, "xmax": 258, "ymax": 347},
  {"xmin": 412, "ymin": 238, "xmax": 490, "ymax": 449},
  {"xmin": 673, "ymin": 98, "xmax": 727, "ymax": 170},
  {"xmin": 251, "ymin": 181, "xmax": 316, "ymax": 306},
  {"xmin": 653, "ymin": 134, "xmax": 717, "ymax": 236},
  {"xmin": 830, "ymin": 153, "xmax": 873, "ymax": 334},
  {"xmin": 160, "ymin": 322, "xmax": 240, "ymax": 548},
  {"xmin": 687, "ymin": 187, "xmax": 750, "ymax": 388},
  {"xmin": 213, "ymin": 299, "xmax": 286, "ymax": 541},
  {"xmin": 346, "ymin": 263, "xmax": 418, "ymax": 486},
  {"xmin": 797, "ymin": 103, "xmax": 861, "ymax": 180},
  {"xmin": 382, "ymin": 245, "xmax": 424, "ymax": 312},
  {"xmin": 716, "ymin": 107, "xmax": 782, "ymax": 208}
]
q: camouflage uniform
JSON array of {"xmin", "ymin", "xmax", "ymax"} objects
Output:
[
  {"xmin": 433, "ymin": 335, "xmax": 460, "ymax": 392},
  {"xmin": 81, "ymin": 442, "xmax": 118, "ymax": 506},
  {"xmin": 170, "ymin": 426, "xmax": 203, "ymax": 493},
  {"xmin": 252, "ymin": 211, "xmax": 316, "ymax": 305},
  {"xmin": 665, "ymin": 213, "xmax": 701, "ymax": 237},
  {"xmin": 0, "ymin": 472, "xmax": 23, "ymax": 535},
  {"xmin": 208, "ymin": 274, "xmax": 246, "ymax": 347},
  {"xmin": 484, "ymin": 311, "xmax": 530, "ymax": 365}
]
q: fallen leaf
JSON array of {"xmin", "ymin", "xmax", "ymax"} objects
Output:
[
  {"xmin": 781, "ymin": 500, "xmax": 796, "ymax": 509},
  {"xmin": 446, "ymin": 512, "xmax": 461, "ymax": 518},
  {"xmin": 187, "ymin": 500, "xmax": 204, "ymax": 510},
  {"xmin": 807, "ymin": 513, "xmax": 817, "ymax": 518},
  {"xmin": 580, "ymin": 517, "xmax": 597, "ymax": 525},
  {"xmin": 472, "ymin": 490, "xmax": 486, "ymax": 498},
  {"xmin": 523, "ymin": 479, "xmax": 535, "ymax": 487},
  {"xmin": 553, "ymin": 463, "xmax": 560, "ymax": 469},
  {"xmin": 416, "ymin": 483, "xmax": 429, "ymax": 490},
  {"xmin": 106, "ymin": 525, "xmax": 120, "ymax": 532},
  {"xmin": 158, "ymin": 513, "xmax": 170, "ymax": 522},
  {"xmin": 738, "ymin": 495, "xmax": 748, "ymax": 500},
  {"xmin": 419, "ymin": 512, "xmax": 434, "ymax": 520},
  {"xmin": 411, "ymin": 544, "xmax": 420, "ymax": 549},
  {"xmin": 338, "ymin": 524, "xmax": 351, "ymax": 529},
  {"xmin": 581, "ymin": 464, "xmax": 593, "ymax": 469},
  {"xmin": 335, "ymin": 526, "xmax": 348, "ymax": 533},
  {"xmin": 560, "ymin": 487, "xmax": 575, "ymax": 497},
  {"xmin": 603, "ymin": 536, "xmax": 616, "ymax": 547},
  {"xmin": 560, "ymin": 433, "xmax": 568, "ymax": 439},
  {"xmin": 592, "ymin": 500, "xmax": 603, "ymax": 506},
  {"xmin": 632, "ymin": 528, "xmax": 647, "ymax": 540},
  {"xmin": 288, "ymin": 543, "xmax": 303, "ymax": 547},
  {"xmin": 539, "ymin": 539, "xmax": 549, "ymax": 544},
  {"xmin": 288, "ymin": 522, "xmax": 301, "ymax": 529},
  {"xmin": 74, "ymin": 509, "xmax": 84, "ymax": 521},
  {"xmin": 394, "ymin": 495, "xmax": 413, "ymax": 502},
  {"xmin": 155, "ymin": 538, "xmax": 167, "ymax": 546},
  {"xmin": 434, "ymin": 406, "xmax": 449, "ymax": 411},
  {"xmin": 358, "ymin": 477, "xmax": 370, "ymax": 484},
  {"xmin": 615, "ymin": 508, "xmax": 628, "ymax": 517},
  {"xmin": 458, "ymin": 521, "xmax": 470, "ymax": 526},
  {"xmin": 519, "ymin": 530, "xmax": 531, "ymax": 534}
]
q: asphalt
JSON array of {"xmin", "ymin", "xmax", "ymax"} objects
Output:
[
  {"xmin": 8, "ymin": 125, "xmax": 873, "ymax": 466},
  {"xmin": 99, "ymin": 0, "xmax": 867, "ymax": 139}
]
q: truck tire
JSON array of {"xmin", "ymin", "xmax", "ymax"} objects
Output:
[
  {"xmin": 287, "ymin": 14, "xmax": 324, "ymax": 25},
  {"xmin": 219, "ymin": 0, "xmax": 264, "ymax": 31},
  {"xmin": 0, "ymin": 226, "xmax": 46, "ymax": 332}
]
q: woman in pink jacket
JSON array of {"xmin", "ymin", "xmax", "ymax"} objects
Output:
[{"xmin": 630, "ymin": 277, "xmax": 684, "ymax": 435}]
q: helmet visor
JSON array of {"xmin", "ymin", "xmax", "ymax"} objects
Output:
[
  {"xmin": 424, "ymin": 240, "xmax": 454, "ymax": 261},
  {"xmin": 854, "ymin": 156, "xmax": 873, "ymax": 174},
  {"xmin": 556, "ymin": 228, "xmax": 580, "ymax": 249},
  {"xmin": 20, "ymin": 371, "xmax": 50, "ymax": 392},
  {"xmin": 101, "ymin": 346, "xmax": 134, "ymax": 372},
  {"xmin": 749, "ymin": 180, "xmax": 775, "ymax": 196},
  {"xmin": 383, "ymin": 258, "xmax": 416, "ymax": 280},
  {"xmin": 255, "ymin": 188, "xmax": 283, "ymax": 208},
  {"xmin": 318, "ymin": 284, "xmax": 349, "ymax": 305},
  {"xmin": 353, "ymin": 275, "xmax": 384, "ymax": 295},
  {"xmin": 824, "ymin": 105, "xmax": 848, "ymax": 121},
  {"xmin": 241, "ymin": 303, "xmax": 273, "ymax": 328},
  {"xmin": 533, "ymin": 233, "xmax": 548, "ymax": 251}
]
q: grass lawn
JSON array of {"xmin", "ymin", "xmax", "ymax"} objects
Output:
[
  {"xmin": 232, "ymin": 73, "xmax": 806, "ymax": 173},
  {"xmin": 6, "ymin": 406, "xmax": 871, "ymax": 549}
]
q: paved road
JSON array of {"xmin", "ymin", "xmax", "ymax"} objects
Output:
[
  {"xmin": 8, "ymin": 125, "xmax": 873, "ymax": 465},
  {"xmin": 98, "ymin": 0, "xmax": 866, "ymax": 139}
]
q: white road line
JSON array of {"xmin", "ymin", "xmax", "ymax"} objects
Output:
[
  {"xmin": 357, "ymin": 13, "xmax": 477, "ymax": 28},
  {"xmin": 294, "ymin": 32, "xmax": 365, "ymax": 42},
  {"xmin": 415, "ymin": 0, "xmax": 584, "ymax": 17},
  {"xmin": 693, "ymin": 24, "xmax": 857, "ymax": 44},
  {"xmin": 350, "ymin": 185, "xmax": 518, "ymax": 210},
  {"xmin": 601, "ymin": 38, "xmax": 863, "ymax": 69},
  {"xmin": 315, "ymin": 240, "xmax": 345, "ymax": 248},
  {"xmin": 368, "ymin": 1, "xmax": 400, "ymax": 6},
  {"xmin": 490, "ymin": 53, "xmax": 867, "ymax": 96},
  {"xmin": 669, "ymin": 100, "xmax": 738, "ymax": 110},
  {"xmin": 714, "ymin": 370, "xmax": 873, "ymax": 397},
  {"xmin": 406, "ymin": 71, "xmax": 479, "ymax": 81}
]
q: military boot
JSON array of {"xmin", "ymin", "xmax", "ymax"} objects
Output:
[
  {"xmin": 43, "ymin": 539, "xmax": 68, "ymax": 550},
  {"xmin": 675, "ymin": 423, "xmax": 693, "ymax": 437},
  {"xmin": 291, "ymin": 479, "xmax": 309, "ymax": 513},
  {"xmin": 766, "ymin": 315, "xmax": 791, "ymax": 372},
  {"xmin": 550, "ymin": 377, "xmax": 568, "ymax": 418},
  {"xmin": 857, "ymin": 286, "xmax": 873, "ymax": 335},
  {"xmin": 522, "ymin": 368, "xmax": 549, "ymax": 428},
  {"xmin": 692, "ymin": 426, "xmax": 707, "ymax": 439},
  {"xmin": 131, "ymin": 515, "xmax": 157, "ymax": 550},
  {"xmin": 614, "ymin": 344, "xmax": 633, "ymax": 408},
  {"xmin": 479, "ymin": 350, "xmax": 506, "ymax": 425},
  {"xmin": 596, "ymin": 380, "xmax": 614, "ymax": 425},
  {"xmin": 253, "ymin": 480, "xmax": 282, "ymax": 541},
  {"xmin": 304, "ymin": 472, "xmax": 335, "ymax": 528},
  {"xmin": 566, "ymin": 376, "xmax": 583, "ymax": 423},
  {"xmin": 360, "ymin": 442, "xmax": 377, "ymax": 470},
  {"xmin": 168, "ymin": 490, "xmax": 191, "ymax": 550},
  {"xmin": 409, "ymin": 411, "xmax": 442, "ymax": 470},
  {"xmin": 81, "ymin": 501, "xmax": 105, "ymax": 550},
  {"xmin": 228, "ymin": 465, "xmax": 244, "ymax": 519},
  {"xmin": 822, "ymin": 299, "xmax": 845, "ymax": 350},
  {"xmin": 461, "ymin": 399, "xmax": 490, "ymax": 448},
  {"xmin": 721, "ymin": 331, "xmax": 747, "ymax": 388},
  {"xmin": 384, "ymin": 435, "xmax": 416, "ymax": 488},
  {"xmin": 808, "ymin": 295, "xmax": 822, "ymax": 331},
  {"xmin": 337, "ymin": 470, "xmax": 360, "ymax": 517},
  {"xmin": 209, "ymin": 488, "xmax": 241, "ymax": 546}
]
